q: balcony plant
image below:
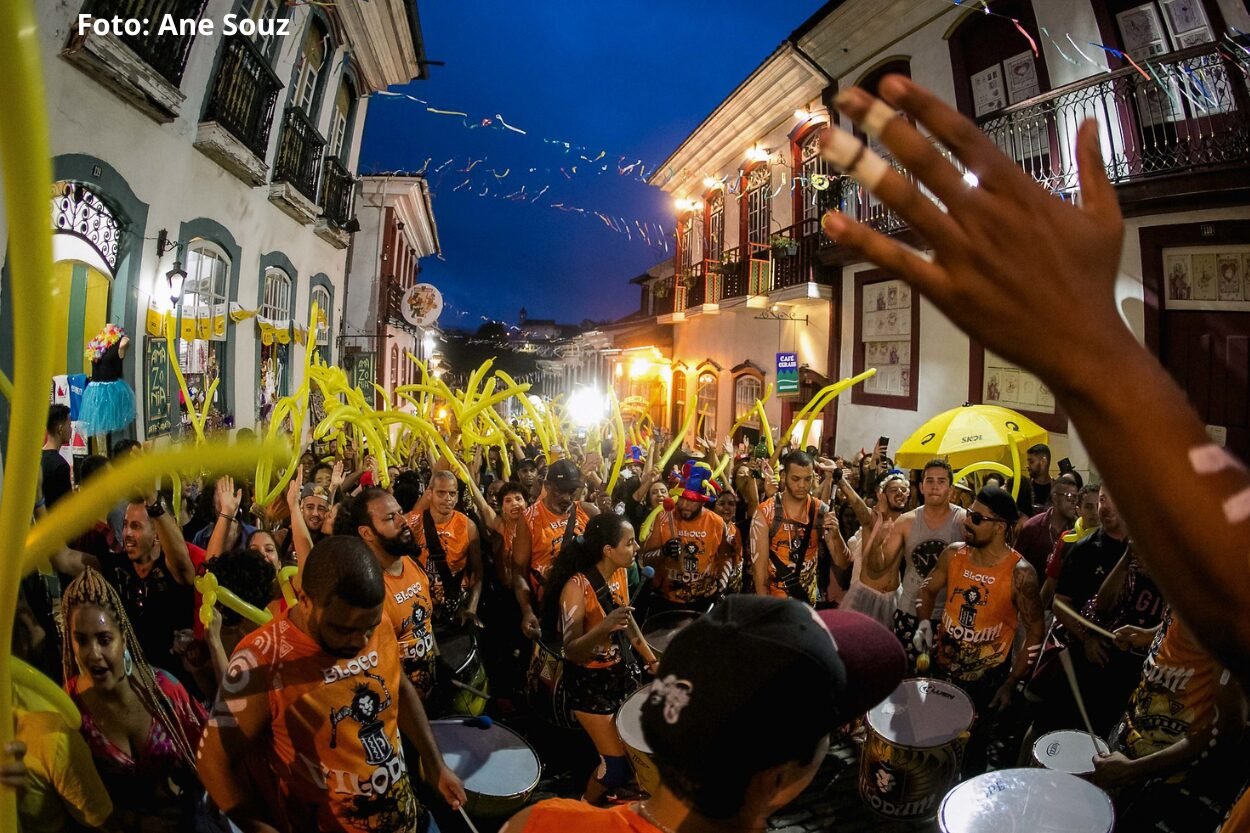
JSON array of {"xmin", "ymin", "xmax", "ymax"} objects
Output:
[
  {"xmin": 770, "ymin": 235, "xmax": 798, "ymax": 257},
  {"xmin": 653, "ymin": 278, "xmax": 672, "ymax": 298}
]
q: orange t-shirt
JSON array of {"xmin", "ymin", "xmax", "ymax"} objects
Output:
[
  {"xmin": 1119, "ymin": 609, "xmax": 1224, "ymax": 760},
  {"xmin": 521, "ymin": 798, "xmax": 661, "ymax": 832},
  {"xmin": 936, "ymin": 545, "xmax": 1022, "ymax": 682},
  {"xmin": 752, "ymin": 496, "xmax": 824, "ymax": 604},
  {"xmin": 381, "ymin": 556, "xmax": 437, "ymax": 699},
  {"xmin": 231, "ymin": 610, "xmax": 421, "ymax": 833},
  {"xmin": 1223, "ymin": 787, "xmax": 1250, "ymax": 832},
  {"xmin": 523, "ymin": 501, "xmax": 588, "ymax": 598},
  {"xmin": 562, "ymin": 567, "xmax": 629, "ymax": 668},
  {"xmin": 642, "ymin": 508, "xmax": 731, "ymax": 604},
  {"xmin": 408, "ymin": 509, "xmax": 472, "ymax": 614}
]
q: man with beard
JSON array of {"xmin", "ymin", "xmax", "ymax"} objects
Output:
[
  {"xmin": 751, "ymin": 451, "xmax": 844, "ymax": 605},
  {"xmin": 913, "ymin": 485, "xmax": 1044, "ymax": 773},
  {"xmin": 832, "ymin": 470, "xmax": 910, "ymax": 628},
  {"xmin": 640, "ymin": 461, "xmax": 737, "ymax": 615},
  {"xmin": 197, "ymin": 535, "xmax": 465, "ymax": 833},
  {"xmin": 1014, "ymin": 477, "xmax": 1079, "ymax": 578},
  {"xmin": 1041, "ymin": 482, "xmax": 1101, "ymax": 607},
  {"xmin": 513, "ymin": 460, "xmax": 599, "ymax": 638},
  {"xmin": 408, "ymin": 471, "xmax": 483, "ymax": 629},
  {"xmin": 350, "ymin": 488, "xmax": 439, "ymax": 702},
  {"xmin": 868, "ymin": 459, "xmax": 966, "ymax": 663}
]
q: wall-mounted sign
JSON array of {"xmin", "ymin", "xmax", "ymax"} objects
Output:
[
  {"xmin": 145, "ymin": 337, "xmax": 172, "ymax": 437},
  {"xmin": 401, "ymin": 283, "xmax": 444, "ymax": 327},
  {"xmin": 777, "ymin": 352, "xmax": 799, "ymax": 397}
]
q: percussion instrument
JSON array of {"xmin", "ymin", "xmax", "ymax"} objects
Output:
[
  {"xmin": 526, "ymin": 638, "xmax": 577, "ymax": 730},
  {"xmin": 859, "ymin": 678, "xmax": 974, "ymax": 820},
  {"xmin": 615, "ymin": 685, "xmax": 660, "ymax": 796},
  {"xmin": 938, "ymin": 768, "xmax": 1114, "ymax": 832},
  {"xmin": 430, "ymin": 718, "xmax": 541, "ymax": 817},
  {"xmin": 640, "ymin": 609, "xmax": 702, "ymax": 656},
  {"xmin": 435, "ymin": 626, "xmax": 489, "ymax": 716},
  {"xmin": 1031, "ymin": 730, "xmax": 1109, "ymax": 778}
]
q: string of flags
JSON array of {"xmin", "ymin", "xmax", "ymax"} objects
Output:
[{"xmin": 143, "ymin": 300, "xmax": 327, "ymax": 347}]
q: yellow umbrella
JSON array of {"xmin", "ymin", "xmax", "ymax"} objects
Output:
[{"xmin": 894, "ymin": 403, "xmax": 1048, "ymax": 471}]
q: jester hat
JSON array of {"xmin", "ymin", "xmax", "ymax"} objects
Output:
[{"xmin": 676, "ymin": 460, "xmax": 719, "ymax": 504}]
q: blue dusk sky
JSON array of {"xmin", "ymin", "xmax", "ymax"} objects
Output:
[{"xmin": 359, "ymin": 0, "xmax": 826, "ymax": 330}]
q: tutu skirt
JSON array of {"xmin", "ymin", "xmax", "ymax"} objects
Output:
[{"xmin": 79, "ymin": 379, "xmax": 136, "ymax": 435}]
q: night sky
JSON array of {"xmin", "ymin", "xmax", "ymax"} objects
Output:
[{"xmin": 358, "ymin": 0, "xmax": 826, "ymax": 330}]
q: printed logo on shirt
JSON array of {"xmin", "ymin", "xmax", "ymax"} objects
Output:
[{"xmin": 322, "ymin": 651, "xmax": 380, "ymax": 685}]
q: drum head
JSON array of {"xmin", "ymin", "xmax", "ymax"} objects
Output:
[
  {"xmin": 642, "ymin": 611, "xmax": 701, "ymax": 654},
  {"xmin": 867, "ymin": 679, "xmax": 974, "ymax": 747},
  {"xmin": 615, "ymin": 686, "xmax": 652, "ymax": 753},
  {"xmin": 432, "ymin": 719, "xmax": 541, "ymax": 798},
  {"xmin": 436, "ymin": 628, "xmax": 475, "ymax": 670},
  {"xmin": 939, "ymin": 769, "xmax": 1114, "ymax": 833},
  {"xmin": 1032, "ymin": 731, "xmax": 1110, "ymax": 775}
]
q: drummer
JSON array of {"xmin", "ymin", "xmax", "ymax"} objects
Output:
[
  {"xmin": 539, "ymin": 513, "xmax": 653, "ymax": 805},
  {"xmin": 913, "ymin": 484, "xmax": 1044, "ymax": 773},
  {"xmin": 1094, "ymin": 606, "xmax": 1246, "ymax": 831},
  {"xmin": 503, "ymin": 596, "xmax": 906, "ymax": 831},
  {"xmin": 407, "ymin": 470, "xmax": 484, "ymax": 629},
  {"xmin": 513, "ymin": 460, "xmax": 599, "ymax": 639},
  {"xmin": 639, "ymin": 461, "xmax": 736, "ymax": 616}
]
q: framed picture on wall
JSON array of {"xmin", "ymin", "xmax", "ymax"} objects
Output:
[
  {"xmin": 1116, "ymin": 4, "xmax": 1168, "ymax": 58},
  {"xmin": 1003, "ymin": 51, "xmax": 1040, "ymax": 104},
  {"xmin": 853, "ymin": 270, "xmax": 919, "ymax": 410},
  {"xmin": 971, "ymin": 64, "xmax": 1007, "ymax": 116},
  {"xmin": 969, "ymin": 344, "xmax": 1066, "ymax": 432},
  {"xmin": 1161, "ymin": 0, "xmax": 1211, "ymax": 42},
  {"xmin": 1162, "ymin": 245, "xmax": 1250, "ymax": 310}
]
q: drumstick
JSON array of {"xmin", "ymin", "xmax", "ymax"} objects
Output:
[
  {"xmin": 1058, "ymin": 648, "xmax": 1100, "ymax": 742},
  {"xmin": 450, "ymin": 679, "xmax": 491, "ymax": 701},
  {"xmin": 626, "ymin": 611, "xmax": 659, "ymax": 666},
  {"xmin": 1053, "ymin": 599, "xmax": 1118, "ymax": 642},
  {"xmin": 458, "ymin": 806, "xmax": 482, "ymax": 833}
]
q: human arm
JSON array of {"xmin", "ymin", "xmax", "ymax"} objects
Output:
[
  {"xmin": 820, "ymin": 503, "xmax": 847, "ymax": 569},
  {"xmin": 459, "ymin": 522, "xmax": 484, "ymax": 628},
  {"xmin": 823, "ymin": 75, "xmax": 1250, "ymax": 687},
  {"xmin": 510, "ymin": 521, "xmax": 540, "ymax": 637},
  {"xmin": 836, "ymin": 474, "xmax": 876, "ymax": 530},
  {"xmin": 150, "ymin": 491, "xmax": 194, "ymax": 584},
  {"xmin": 559, "ymin": 579, "xmax": 633, "ymax": 665},
  {"xmin": 1093, "ymin": 550, "xmax": 1133, "ymax": 620},
  {"xmin": 991, "ymin": 560, "xmax": 1045, "ymax": 710},
  {"xmin": 397, "ymin": 676, "xmax": 467, "ymax": 810},
  {"xmin": 750, "ymin": 509, "xmax": 770, "ymax": 596},
  {"xmin": 206, "ymin": 476, "xmax": 244, "ymax": 560},
  {"xmin": 632, "ymin": 467, "xmax": 658, "ymax": 503},
  {"xmin": 284, "ymin": 471, "xmax": 313, "ymax": 575},
  {"xmin": 915, "ymin": 545, "xmax": 954, "ymax": 622},
  {"xmin": 866, "ymin": 512, "xmax": 907, "ymax": 576},
  {"xmin": 197, "ymin": 647, "xmax": 281, "ymax": 833}
]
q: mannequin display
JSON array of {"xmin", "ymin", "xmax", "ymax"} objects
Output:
[{"xmin": 79, "ymin": 323, "xmax": 135, "ymax": 436}]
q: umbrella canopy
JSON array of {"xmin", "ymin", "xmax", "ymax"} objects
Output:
[{"xmin": 894, "ymin": 403, "xmax": 1048, "ymax": 471}]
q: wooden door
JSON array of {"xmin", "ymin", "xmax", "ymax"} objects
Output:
[{"xmin": 1162, "ymin": 310, "xmax": 1249, "ymax": 461}]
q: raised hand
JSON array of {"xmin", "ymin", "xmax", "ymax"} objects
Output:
[{"xmin": 216, "ymin": 475, "xmax": 242, "ymax": 518}]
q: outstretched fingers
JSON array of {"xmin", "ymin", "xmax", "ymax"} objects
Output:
[
  {"xmin": 1074, "ymin": 119, "xmax": 1122, "ymax": 228},
  {"xmin": 821, "ymin": 211, "xmax": 948, "ymax": 299}
]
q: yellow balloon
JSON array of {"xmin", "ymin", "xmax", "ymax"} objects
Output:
[
  {"xmin": 215, "ymin": 585, "xmax": 273, "ymax": 626},
  {"xmin": 11, "ymin": 658, "xmax": 80, "ymax": 730}
]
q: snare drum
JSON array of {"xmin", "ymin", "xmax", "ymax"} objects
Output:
[
  {"xmin": 859, "ymin": 678, "xmax": 974, "ymax": 821},
  {"xmin": 641, "ymin": 609, "xmax": 702, "ymax": 656},
  {"xmin": 434, "ymin": 626, "xmax": 489, "ymax": 717},
  {"xmin": 615, "ymin": 685, "xmax": 660, "ymax": 796},
  {"xmin": 1032, "ymin": 730, "xmax": 1110, "ymax": 778},
  {"xmin": 430, "ymin": 718, "xmax": 541, "ymax": 817},
  {"xmin": 938, "ymin": 768, "xmax": 1114, "ymax": 832},
  {"xmin": 526, "ymin": 639, "xmax": 577, "ymax": 730}
]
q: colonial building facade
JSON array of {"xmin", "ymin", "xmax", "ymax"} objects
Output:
[
  {"xmin": 632, "ymin": 0, "xmax": 1250, "ymax": 468},
  {"xmin": 1, "ymin": 0, "xmax": 429, "ymax": 442}
]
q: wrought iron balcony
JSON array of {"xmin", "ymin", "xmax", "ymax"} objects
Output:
[
  {"xmin": 201, "ymin": 33, "xmax": 283, "ymax": 160},
  {"xmin": 685, "ymin": 262, "xmax": 708, "ymax": 307},
  {"xmin": 81, "ymin": 0, "xmax": 207, "ymax": 84},
  {"xmin": 837, "ymin": 43, "xmax": 1249, "ymax": 238},
  {"xmin": 652, "ymin": 279, "xmax": 676, "ymax": 315},
  {"xmin": 273, "ymin": 107, "xmax": 327, "ymax": 203},
  {"xmin": 769, "ymin": 219, "xmax": 828, "ymax": 291},
  {"xmin": 319, "ymin": 155, "xmax": 355, "ymax": 226}
]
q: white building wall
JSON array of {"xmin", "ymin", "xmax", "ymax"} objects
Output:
[{"xmin": 13, "ymin": 0, "xmax": 378, "ymax": 439}]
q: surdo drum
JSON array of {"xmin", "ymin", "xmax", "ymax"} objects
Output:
[
  {"xmin": 938, "ymin": 768, "xmax": 1114, "ymax": 832},
  {"xmin": 1031, "ymin": 730, "xmax": 1110, "ymax": 778},
  {"xmin": 615, "ymin": 685, "xmax": 660, "ymax": 796},
  {"xmin": 859, "ymin": 678, "xmax": 974, "ymax": 820},
  {"xmin": 430, "ymin": 718, "xmax": 541, "ymax": 817}
]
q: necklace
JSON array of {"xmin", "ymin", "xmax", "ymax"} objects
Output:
[{"xmin": 636, "ymin": 801, "xmax": 678, "ymax": 833}]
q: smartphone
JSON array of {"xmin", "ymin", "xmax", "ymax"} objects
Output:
[
  {"xmin": 878, "ymin": 436, "xmax": 890, "ymax": 452},
  {"xmin": 1058, "ymin": 457, "xmax": 1074, "ymax": 475}
]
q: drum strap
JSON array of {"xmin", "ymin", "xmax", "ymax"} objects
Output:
[
  {"xmin": 530, "ymin": 505, "xmax": 582, "ymax": 597},
  {"xmin": 767, "ymin": 496, "xmax": 818, "ymax": 602},
  {"xmin": 580, "ymin": 568, "xmax": 640, "ymax": 676},
  {"xmin": 422, "ymin": 510, "xmax": 463, "ymax": 610}
]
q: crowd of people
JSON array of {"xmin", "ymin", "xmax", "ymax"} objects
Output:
[{"xmin": 3, "ymin": 74, "xmax": 1250, "ymax": 833}]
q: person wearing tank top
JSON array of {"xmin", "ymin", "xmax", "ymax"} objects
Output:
[
  {"xmin": 866, "ymin": 461, "xmax": 966, "ymax": 663},
  {"xmin": 913, "ymin": 485, "xmax": 1044, "ymax": 775}
]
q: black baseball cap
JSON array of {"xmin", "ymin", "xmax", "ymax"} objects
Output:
[
  {"xmin": 545, "ymin": 459, "xmax": 582, "ymax": 492},
  {"xmin": 641, "ymin": 596, "xmax": 905, "ymax": 776}
]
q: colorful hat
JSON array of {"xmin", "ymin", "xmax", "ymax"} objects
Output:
[
  {"xmin": 626, "ymin": 445, "xmax": 647, "ymax": 465},
  {"xmin": 676, "ymin": 461, "xmax": 719, "ymax": 504}
]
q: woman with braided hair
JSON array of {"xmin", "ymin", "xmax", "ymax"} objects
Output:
[{"xmin": 62, "ymin": 567, "xmax": 208, "ymax": 832}]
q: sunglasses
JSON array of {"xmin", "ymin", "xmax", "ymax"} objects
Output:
[{"xmin": 968, "ymin": 511, "xmax": 1008, "ymax": 526}]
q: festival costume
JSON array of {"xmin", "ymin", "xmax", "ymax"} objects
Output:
[
  {"xmin": 752, "ymin": 494, "xmax": 826, "ymax": 605},
  {"xmin": 79, "ymin": 325, "xmax": 135, "ymax": 435},
  {"xmin": 231, "ymin": 609, "xmax": 423, "ymax": 833},
  {"xmin": 561, "ymin": 567, "xmax": 638, "ymax": 715},
  {"xmin": 523, "ymin": 501, "xmax": 588, "ymax": 603},
  {"xmin": 382, "ymin": 556, "xmax": 438, "ymax": 700},
  {"xmin": 409, "ymin": 509, "xmax": 472, "ymax": 624}
]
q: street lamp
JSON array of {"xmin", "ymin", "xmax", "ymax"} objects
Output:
[{"xmin": 166, "ymin": 261, "xmax": 187, "ymax": 307}]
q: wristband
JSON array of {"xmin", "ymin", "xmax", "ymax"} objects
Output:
[
  {"xmin": 145, "ymin": 500, "xmax": 165, "ymax": 519},
  {"xmin": 219, "ymin": 512, "xmax": 237, "ymax": 524}
]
